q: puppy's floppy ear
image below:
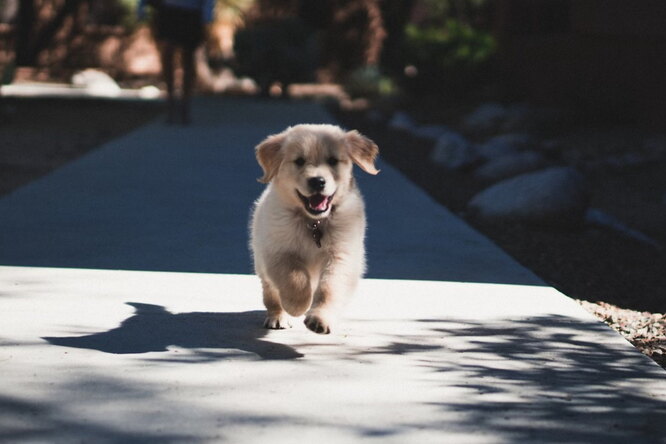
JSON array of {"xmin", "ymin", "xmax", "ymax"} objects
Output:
[
  {"xmin": 256, "ymin": 132, "xmax": 287, "ymax": 183},
  {"xmin": 345, "ymin": 130, "xmax": 380, "ymax": 175}
]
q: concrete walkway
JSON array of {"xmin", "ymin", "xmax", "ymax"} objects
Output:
[{"xmin": 1, "ymin": 97, "xmax": 665, "ymax": 443}]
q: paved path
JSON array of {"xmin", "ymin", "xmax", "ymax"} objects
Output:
[
  {"xmin": 1, "ymin": 97, "xmax": 665, "ymax": 443},
  {"xmin": 0, "ymin": 97, "xmax": 538, "ymax": 284}
]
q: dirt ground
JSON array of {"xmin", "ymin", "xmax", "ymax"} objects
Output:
[{"xmin": 1, "ymin": 95, "xmax": 664, "ymax": 369}]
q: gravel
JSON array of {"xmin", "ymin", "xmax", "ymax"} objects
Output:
[{"xmin": 578, "ymin": 300, "xmax": 666, "ymax": 368}]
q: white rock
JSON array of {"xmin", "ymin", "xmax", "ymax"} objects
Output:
[
  {"xmin": 462, "ymin": 103, "xmax": 506, "ymax": 134},
  {"xmin": 468, "ymin": 167, "xmax": 588, "ymax": 226},
  {"xmin": 587, "ymin": 153, "xmax": 650, "ymax": 171},
  {"xmin": 71, "ymin": 69, "xmax": 120, "ymax": 97},
  {"xmin": 388, "ymin": 111, "xmax": 416, "ymax": 132},
  {"xmin": 139, "ymin": 85, "xmax": 161, "ymax": 99},
  {"xmin": 430, "ymin": 131, "xmax": 478, "ymax": 170},
  {"xmin": 585, "ymin": 208, "xmax": 661, "ymax": 249},
  {"xmin": 473, "ymin": 151, "xmax": 547, "ymax": 182},
  {"xmin": 413, "ymin": 124, "xmax": 452, "ymax": 141}
]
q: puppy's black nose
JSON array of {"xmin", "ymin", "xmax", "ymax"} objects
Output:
[{"xmin": 308, "ymin": 176, "xmax": 326, "ymax": 192}]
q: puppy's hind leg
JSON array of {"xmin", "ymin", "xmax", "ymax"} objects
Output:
[{"xmin": 261, "ymin": 279, "xmax": 291, "ymax": 329}]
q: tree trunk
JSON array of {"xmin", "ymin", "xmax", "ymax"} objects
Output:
[
  {"xmin": 14, "ymin": 0, "xmax": 35, "ymax": 66},
  {"xmin": 14, "ymin": 0, "xmax": 86, "ymax": 67}
]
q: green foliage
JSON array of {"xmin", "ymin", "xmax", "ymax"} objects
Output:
[
  {"xmin": 400, "ymin": 19, "xmax": 496, "ymax": 96},
  {"xmin": 1, "ymin": 61, "xmax": 15, "ymax": 85},
  {"xmin": 344, "ymin": 65, "xmax": 398, "ymax": 99},
  {"xmin": 80, "ymin": 0, "xmax": 141, "ymax": 28},
  {"xmin": 404, "ymin": 20, "xmax": 494, "ymax": 71},
  {"xmin": 119, "ymin": 0, "xmax": 140, "ymax": 28},
  {"xmin": 415, "ymin": 0, "xmax": 490, "ymax": 27}
]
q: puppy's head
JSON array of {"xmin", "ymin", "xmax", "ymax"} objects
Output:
[{"xmin": 256, "ymin": 124, "xmax": 379, "ymax": 219}]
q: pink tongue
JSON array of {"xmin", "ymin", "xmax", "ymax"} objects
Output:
[{"xmin": 309, "ymin": 195, "xmax": 328, "ymax": 211}]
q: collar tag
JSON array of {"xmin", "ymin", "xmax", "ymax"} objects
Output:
[{"xmin": 309, "ymin": 220, "xmax": 323, "ymax": 248}]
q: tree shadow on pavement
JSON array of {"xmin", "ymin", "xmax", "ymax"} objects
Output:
[
  {"xmin": 43, "ymin": 302, "xmax": 303, "ymax": 361},
  {"xmin": 407, "ymin": 315, "xmax": 666, "ymax": 443},
  {"xmin": 0, "ymin": 392, "xmax": 195, "ymax": 444},
  {"xmin": 15, "ymin": 310, "xmax": 666, "ymax": 442},
  {"xmin": 0, "ymin": 374, "xmax": 290, "ymax": 443}
]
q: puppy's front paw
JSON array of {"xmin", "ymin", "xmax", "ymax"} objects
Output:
[
  {"xmin": 304, "ymin": 313, "xmax": 331, "ymax": 335},
  {"xmin": 263, "ymin": 313, "xmax": 292, "ymax": 330}
]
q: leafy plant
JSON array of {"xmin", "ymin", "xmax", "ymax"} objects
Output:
[
  {"xmin": 401, "ymin": 19, "xmax": 496, "ymax": 96},
  {"xmin": 406, "ymin": 20, "xmax": 494, "ymax": 69},
  {"xmin": 344, "ymin": 65, "xmax": 397, "ymax": 99}
]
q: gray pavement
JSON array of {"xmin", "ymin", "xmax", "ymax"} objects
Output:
[
  {"xmin": 0, "ymin": 97, "xmax": 538, "ymax": 284},
  {"xmin": 0, "ymin": 97, "xmax": 665, "ymax": 443}
]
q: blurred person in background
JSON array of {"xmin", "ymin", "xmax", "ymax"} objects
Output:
[{"xmin": 139, "ymin": 0, "xmax": 215, "ymax": 125}]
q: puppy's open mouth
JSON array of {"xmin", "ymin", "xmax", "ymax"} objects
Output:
[{"xmin": 297, "ymin": 190, "xmax": 335, "ymax": 215}]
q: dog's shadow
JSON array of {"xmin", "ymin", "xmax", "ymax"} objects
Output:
[{"xmin": 43, "ymin": 302, "xmax": 303, "ymax": 361}]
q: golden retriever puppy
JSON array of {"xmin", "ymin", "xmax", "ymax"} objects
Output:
[{"xmin": 250, "ymin": 124, "xmax": 379, "ymax": 334}]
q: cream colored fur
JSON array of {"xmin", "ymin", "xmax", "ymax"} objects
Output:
[{"xmin": 250, "ymin": 124, "xmax": 379, "ymax": 334}]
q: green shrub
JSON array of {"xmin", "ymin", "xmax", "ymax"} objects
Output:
[
  {"xmin": 344, "ymin": 65, "xmax": 398, "ymax": 99},
  {"xmin": 401, "ymin": 19, "xmax": 495, "ymax": 96}
]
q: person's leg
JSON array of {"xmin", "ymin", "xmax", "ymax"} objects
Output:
[
  {"xmin": 181, "ymin": 45, "xmax": 196, "ymax": 125},
  {"xmin": 160, "ymin": 41, "xmax": 177, "ymax": 124}
]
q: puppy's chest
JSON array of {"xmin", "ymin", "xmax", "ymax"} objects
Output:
[{"xmin": 272, "ymin": 218, "xmax": 339, "ymax": 253}]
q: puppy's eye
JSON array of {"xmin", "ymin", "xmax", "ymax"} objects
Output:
[
  {"xmin": 294, "ymin": 157, "xmax": 306, "ymax": 167},
  {"xmin": 327, "ymin": 157, "xmax": 339, "ymax": 167}
]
